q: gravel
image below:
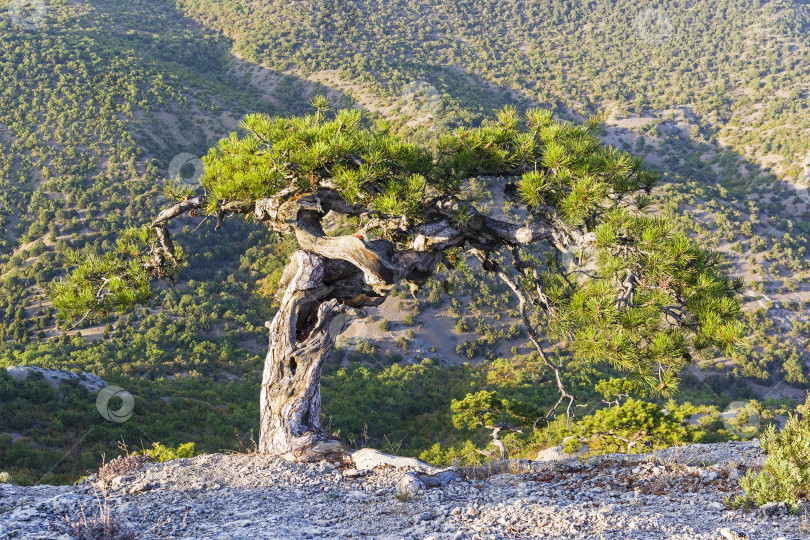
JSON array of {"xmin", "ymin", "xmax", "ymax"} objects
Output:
[{"xmin": 1, "ymin": 440, "xmax": 807, "ymax": 539}]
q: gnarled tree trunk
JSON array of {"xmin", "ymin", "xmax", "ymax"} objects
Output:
[
  {"xmin": 148, "ymin": 191, "xmax": 573, "ymax": 461},
  {"xmin": 258, "ymin": 251, "xmax": 356, "ymax": 460}
]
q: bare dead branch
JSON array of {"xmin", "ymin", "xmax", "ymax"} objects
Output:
[{"xmin": 151, "ymin": 197, "xmax": 206, "ymax": 227}]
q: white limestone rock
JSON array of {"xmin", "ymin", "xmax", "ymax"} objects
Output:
[
  {"xmin": 6, "ymin": 365, "xmax": 107, "ymax": 392},
  {"xmin": 351, "ymin": 447, "xmax": 436, "ymax": 472}
]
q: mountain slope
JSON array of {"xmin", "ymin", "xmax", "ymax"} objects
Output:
[{"xmin": 0, "ymin": 0, "xmax": 807, "ymax": 485}]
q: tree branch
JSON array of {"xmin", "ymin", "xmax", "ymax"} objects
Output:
[
  {"xmin": 151, "ymin": 197, "xmax": 206, "ymax": 227},
  {"xmin": 470, "ymin": 248, "xmax": 577, "ymax": 428}
]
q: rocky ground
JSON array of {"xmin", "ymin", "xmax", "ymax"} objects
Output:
[{"xmin": 1, "ymin": 441, "xmax": 807, "ymax": 540}]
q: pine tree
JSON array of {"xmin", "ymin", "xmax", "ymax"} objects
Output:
[{"xmin": 50, "ymin": 100, "xmax": 743, "ymax": 461}]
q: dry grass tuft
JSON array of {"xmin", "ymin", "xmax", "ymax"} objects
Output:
[
  {"xmin": 64, "ymin": 483, "xmax": 136, "ymax": 540},
  {"xmin": 96, "ymin": 455, "xmax": 153, "ymax": 488},
  {"xmin": 459, "ymin": 459, "xmax": 539, "ymax": 480}
]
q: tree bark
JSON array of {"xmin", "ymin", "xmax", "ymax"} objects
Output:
[
  {"xmin": 258, "ymin": 250, "xmax": 356, "ymax": 460},
  {"xmin": 146, "ymin": 189, "xmax": 582, "ymax": 460}
]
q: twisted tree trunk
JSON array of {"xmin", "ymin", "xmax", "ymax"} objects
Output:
[
  {"xmin": 258, "ymin": 251, "xmax": 355, "ymax": 460},
  {"xmin": 147, "ymin": 191, "xmax": 574, "ymax": 461}
]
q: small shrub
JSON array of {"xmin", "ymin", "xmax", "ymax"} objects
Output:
[
  {"xmin": 395, "ymin": 337, "xmax": 410, "ymax": 352},
  {"xmin": 378, "ymin": 320, "xmax": 390, "ymax": 331},
  {"xmin": 355, "ymin": 339, "xmax": 376, "ymax": 355},
  {"xmin": 455, "ymin": 340, "xmax": 478, "ymax": 359},
  {"xmin": 137, "ymin": 442, "xmax": 196, "ymax": 462},
  {"xmin": 395, "ymin": 492, "xmax": 417, "ymax": 503},
  {"xmin": 566, "ymin": 399, "xmax": 692, "ymax": 455},
  {"xmin": 734, "ymin": 408, "xmax": 810, "ymax": 509},
  {"xmin": 0, "ymin": 471, "xmax": 12, "ymax": 483},
  {"xmin": 455, "ymin": 317, "xmax": 470, "ymax": 333}
]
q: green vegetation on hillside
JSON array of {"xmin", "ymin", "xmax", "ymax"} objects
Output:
[
  {"xmin": 731, "ymin": 396, "xmax": 810, "ymax": 511},
  {"xmin": 177, "ymin": 0, "xmax": 810, "ymax": 178},
  {"xmin": 0, "ymin": 0, "xmax": 807, "ymax": 484}
]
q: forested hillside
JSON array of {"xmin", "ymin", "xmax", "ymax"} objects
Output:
[
  {"xmin": 177, "ymin": 0, "xmax": 810, "ymax": 177},
  {"xmin": 0, "ymin": 0, "xmax": 807, "ymax": 484}
]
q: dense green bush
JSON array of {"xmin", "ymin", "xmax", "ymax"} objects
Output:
[
  {"xmin": 136, "ymin": 442, "xmax": 197, "ymax": 463},
  {"xmin": 564, "ymin": 399, "xmax": 694, "ymax": 455},
  {"xmin": 733, "ymin": 399, "xmax": 810, "ymax": 510}
]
